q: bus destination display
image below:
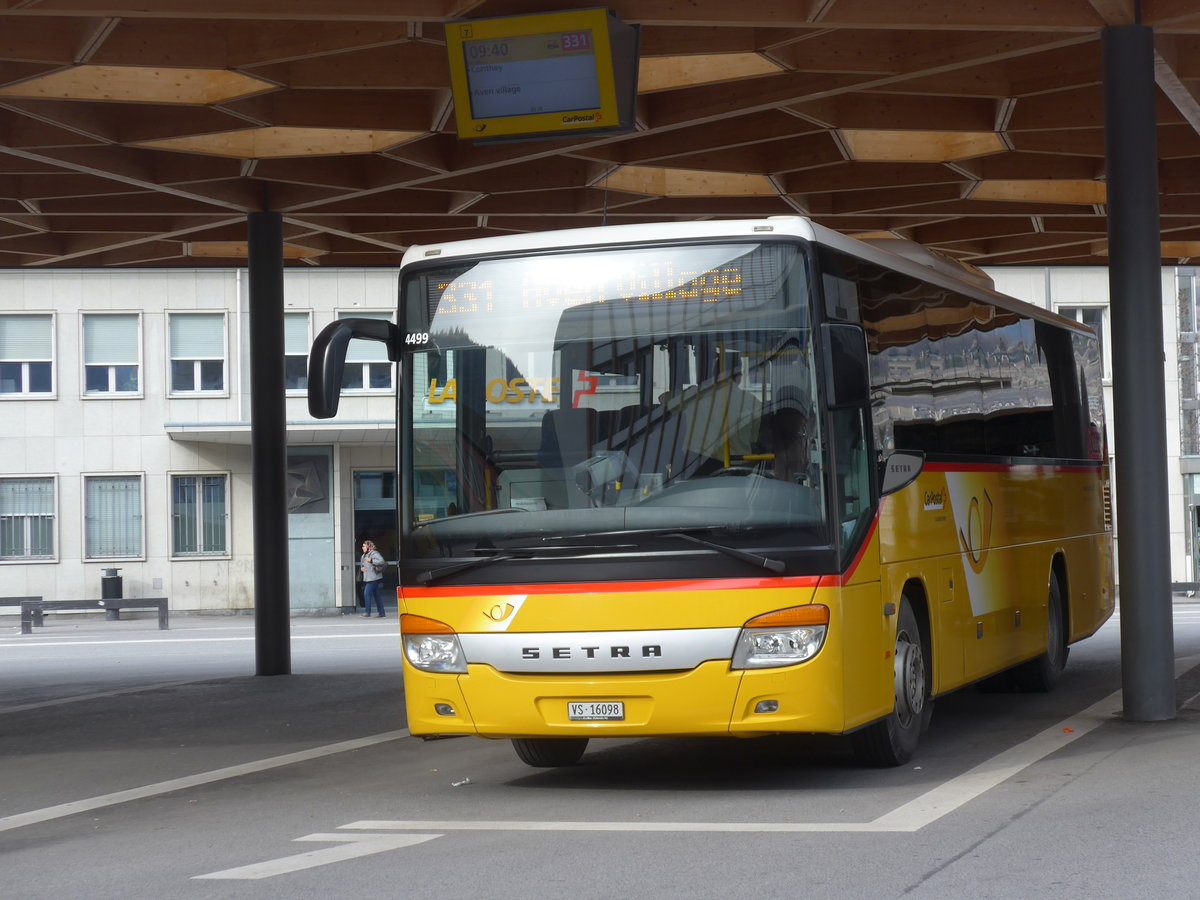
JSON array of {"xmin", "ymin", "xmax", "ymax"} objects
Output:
[
  {"xmin": 464, "ymin": 30, "xmax": 600, "ymax": 119},
  {"xmin": 428, "ymin": 262, "xmax": 747, "ymax": 320}
]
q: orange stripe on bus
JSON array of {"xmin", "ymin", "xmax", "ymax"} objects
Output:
[{"xmin": 401, "ymin": 574, "xmax": 823, "ymax": 599}]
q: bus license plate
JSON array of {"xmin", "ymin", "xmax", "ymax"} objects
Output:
[{"xmin": 568, "ymin": 701, "xmax": 624, "ymax": 721}]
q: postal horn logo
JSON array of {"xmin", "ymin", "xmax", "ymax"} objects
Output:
[
  {"xmin": 958, "ymin": 490, "xmax": 994, "ymax": 574},
  {"xmin": 483, "ymin": 602, "xmax": 516, "ymax": 623}
]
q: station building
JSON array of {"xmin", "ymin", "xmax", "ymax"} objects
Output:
[
  {"xmin": 1, "ymin": 266, "xmax": 400, "ymax": 614},
  {"xmin": 0, "ymin": 262, "xmax": 1193, "ymax": 614}
]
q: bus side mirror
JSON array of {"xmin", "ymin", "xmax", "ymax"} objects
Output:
[
  {"xmin": 308, "ymin": 317, "xmax": 400, "ymax": 419},
  {"xmin": 880, "ymin": 450, "xmax": 924, "ymax": 496},
  {"xmin": 821, "ymin": 322, "xmax": 870, "ymax": 409}
]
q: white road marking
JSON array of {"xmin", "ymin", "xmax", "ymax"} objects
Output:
[
  {"xmin": 0, "ymin": 729, "xmax": 410, "ymax": 834},
  {"xmin": 183, "ymin": 668, "xmax": 1185, "ymax": 883},
  {"xmin": 346, "ymin": 818, "xmax": 885, "ymax": 833},
  {"xmin": 343, "ymin": 697, "xmax": 1123, "ymax": 833},
  {"xmin": 342, "ymin": 654, "xmax": 1200, "ymax": 837},
  {"xmin": 0, "ymin": 679, "xmax": 202, "ymax": 715},
  {"xmin": 327, "ymin": 695, "xmax": 1103, "ymax": 835},
  {"xmin": 194, "ymin": 833, "xmax": 441, "ymax": 880},
  {"xmin": 870, "ymin": 688, "xmax": 1120, "ymax": 831}
]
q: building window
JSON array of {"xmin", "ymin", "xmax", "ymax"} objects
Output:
[
  {"xmin": 285, "ymin": 312, "xmax": 310, "ymax": 392},
  {"xmin": 1058, "ymin": 306, "xmax": 1108, "ymax": 378},
  {"xmin": 84, "ymin": 475, "xmax": 143, "ymax": 559},
  {"xmin": 83, "ymin": 313, "xmax": 140, "ymax": 395},
  {"xmin": 169, "ymin": 313, "xmax": 226, "ymax": 393},
  {"xmin": 0, "ymin": 313, "xmax": 54, "ymax": 397},
  {"xmin": 337, "ymin": 312, "xmax": 393, "ymax": 391},
  {"xmin": 0, "ymin": 477, "xmax": 55, "ymax": 560},
  {"xmin": 171, "ymin": 474, "xmax": 228, "ymax": 556}
]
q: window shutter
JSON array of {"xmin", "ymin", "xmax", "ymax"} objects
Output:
[
  {"xmin": 284, "ymin": 313, "xmax": 310, "ymax": 355},
  {"xmin": 0, "ymin": 314, "xmax": 52, "ymax": 360},
  {"xmin": 169, "ymin": 313, "xmax": 224, "ymax": 358},
  {"xmin": 84, "ymin": 314, "xmax": 139, "ymax": 364}
]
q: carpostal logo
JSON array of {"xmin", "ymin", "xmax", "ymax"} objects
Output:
[
  {"xmin": 923, "ymin": 489, "xmax": 945, "ymax": 511},
  {"xmin": 563, "ymin": 113, "xmax": 600, "ymax": 124}
]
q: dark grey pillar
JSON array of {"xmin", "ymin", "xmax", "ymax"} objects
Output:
[
  {"xmin": 247, "ymin": 211, "xmax": 291, "ymax": 676},
  {"xmin": 1103, "ymin": 25, "xmax": 1175, "ymax": 720}
]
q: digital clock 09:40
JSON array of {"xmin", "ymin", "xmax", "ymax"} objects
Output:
[{"xmin": 465, "ymin": 41, "xmax": 509, "ymax": 60}]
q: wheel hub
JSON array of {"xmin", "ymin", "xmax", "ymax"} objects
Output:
[{"xmin": 894, "ymin": 637, "xmax": 926, "ymax": 723}]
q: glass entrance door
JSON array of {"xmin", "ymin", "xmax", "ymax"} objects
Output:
[{"xmin": 353, "ymin": 471, "xmax": 398, "ymax": 612}]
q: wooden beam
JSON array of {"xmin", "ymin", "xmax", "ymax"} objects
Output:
[
  {"xmin": 0, "ymin": 16, "xmax": 99, "ymax": 63},
  {"xmin": 220, "ymin": 89, "xmax": 439, "ymax": 131},
  {"xmin": 0, "ymin": 3, "xmax": 466, "ymax": 22},
  {"xmin": 781, "ymin": 161, "xmax": 963, "ymax": 193},
  {"xmin": 0, "ymin": 64, "xmax": 275, "ymax": 104},
  {"xmin": 790, "ymin": 94, "xmax": 1001, "ymax": 131},
  {"xmin": 247, "ymin": 41, "xmax": 449, "ymax": 89},
  {"xmin": 1154, "ymin": 41, "xmax": 1200, "ymax": 135},
  {"xmin": 824, "ymin": 183, "xmax": 968, "ymax": 214},
  {"xmin": 644, "ymin": 32, "xmax": 1093, "ymax": 130},
  {"xmin": 639, "ymin": 53, "xmax": 785, "ymax": 93}
]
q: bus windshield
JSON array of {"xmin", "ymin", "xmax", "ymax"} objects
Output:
[{"xmin": 399, "ymin": 240, "xmax": 829, "ymax": 565}]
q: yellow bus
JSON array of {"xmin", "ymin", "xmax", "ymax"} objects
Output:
[{"xmin": 309, "ymin": 217, "xmax": 1114, "ymax": 767}]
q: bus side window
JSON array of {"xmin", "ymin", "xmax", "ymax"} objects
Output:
[{"xmin": 832, "ymin": 407, "xmax": 872, "ymax": 548}]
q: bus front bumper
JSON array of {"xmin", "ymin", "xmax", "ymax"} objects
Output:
[{"xmin": 403, "ymin": 658, "xmax": 845, "ymax": 739}]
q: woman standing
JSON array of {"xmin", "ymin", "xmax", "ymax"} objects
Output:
[{"xmin": 359, "ymin": 539, "xmax": 386, "ymax": 617}]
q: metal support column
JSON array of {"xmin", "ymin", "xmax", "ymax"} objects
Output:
[
  {"xmin": 1103, "ymin": 25, "xmax": 1175, "ymax": 720},
  {"xmin": 247, "ymin": 210, "xmax": 291, "ymax": 676}
]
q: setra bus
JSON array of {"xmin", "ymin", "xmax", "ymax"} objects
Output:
[{"xmin": 309, "ymin": 217, "xmax": 1114, "ymax": 767}]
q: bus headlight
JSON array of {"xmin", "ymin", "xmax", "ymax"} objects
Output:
[
  {"xmin": 731, "ymin": 605, "xmax": 829, "ymax": 669},
  {"xmin": 401, "ymin": 614, "xmax": 467, "ymax": 674}
]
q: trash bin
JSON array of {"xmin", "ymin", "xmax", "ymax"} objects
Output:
[{"xmin": 101, "ymin": 568, "xmax": 122, "ymax": 620}]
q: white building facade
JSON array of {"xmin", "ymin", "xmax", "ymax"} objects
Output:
[
  {"xmin": 1, "ymin": 267, "xmax": 401, "ymax": 615},
  {"xmin": 1, "ymin": 263, "xmax": 1193, "ymax": 614}
]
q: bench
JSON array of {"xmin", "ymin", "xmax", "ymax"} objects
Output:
[
  {"xmin": 21, "ymin": 598, "xmax": 169, "ymax": 635},
  {"xmin": 2, "ymin": 596, "xmax": 42, "ymax": 612}
]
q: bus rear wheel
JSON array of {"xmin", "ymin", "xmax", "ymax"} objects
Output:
[
  {"xmin": 1012, "ymin": 575, "xmax": 1068, "ymax": 692},
  {"xmin": 852, "ymin": 599, "xmax": 932, "ymax": 767},
  {"xmin": 511, "ymin": 737, "xmax": 589, "ymax": 767}
]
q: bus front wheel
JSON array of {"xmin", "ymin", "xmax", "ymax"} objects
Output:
[
  {"xmin": 512, "ymin": 737, "xmax": 589, "ymax": 767},
  {"xmin": 852, "ymin": 599, "xmax": 932, "ymax": 767}
]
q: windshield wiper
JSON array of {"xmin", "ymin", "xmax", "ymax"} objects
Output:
[
  {"xmin": 416, "ymin": 552, "xmax": 517, "ymax": 586},
  {"xmin": 664, "ymin": 531, "xmax": 786, "ymax": 574},
  {"xmin": 416, "ymin": 532, "xmax": 784, "ymax": 583}
]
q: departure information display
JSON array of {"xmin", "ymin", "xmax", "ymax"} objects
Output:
[
  {"xmin": 444, "ymin": 8, "xmax": 638, "ymax": 141},
  {"xmin": 463, "ymin": 30, "xmax": 600, "ymax": 119}
]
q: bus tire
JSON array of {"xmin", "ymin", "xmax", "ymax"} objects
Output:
[
  {"xmin": 852, "ymin": 599, "xmax": 932, "ymax": 767},
  {"xmin": 511, "ymin": 737, "xmax": 589, "ymax": 767},
  {"xmin": 1011, "ymin": 574, "xmax": 1068, "ymax": 692}
]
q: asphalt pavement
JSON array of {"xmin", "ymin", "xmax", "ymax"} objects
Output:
[{"xmin": 2, "ymin": 602, "xmax": 1199, "ymax": 900}]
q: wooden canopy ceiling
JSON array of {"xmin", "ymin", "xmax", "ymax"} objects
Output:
[{"xmin": 2, "ymin": 1, "xmax": 1200, "ymax": 268}]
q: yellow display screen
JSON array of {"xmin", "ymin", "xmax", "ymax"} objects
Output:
[{"xmin": 445, "ymin": 8, "xmax": 637, "ymax": 140}]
